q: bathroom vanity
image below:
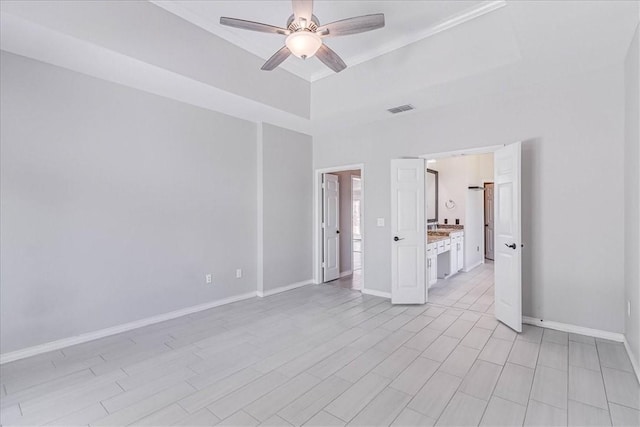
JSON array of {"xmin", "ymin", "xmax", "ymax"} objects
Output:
[{"xmin": 427, "ymin": 228, "xmax": 464, "ymax": 287}]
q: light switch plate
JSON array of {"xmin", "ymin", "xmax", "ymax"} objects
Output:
[{"xmin": 377, "ymin": 218, "xmax": 385, "ymax": 227}]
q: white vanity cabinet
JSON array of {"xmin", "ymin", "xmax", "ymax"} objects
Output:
[
  {"xmin": 450, "ymin": 232, "xmax": 464, "ymax": 274},
  {"xmin": 427, "ymin": 242, "xmax": 438, "ymax": 286},
  {"xmin": 434, "ymin": 231, "xmax": 465, "ymax": 280}
]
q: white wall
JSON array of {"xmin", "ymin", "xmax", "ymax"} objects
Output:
[
  {"xmin": 432, "ymin": 157, "xmax": 468, "ymax": 226},
  {"xmin": 466, "ymin": 153, "xmax": 494, "ymax": 270},
  {"xmin": 0, "ymin": 52, "xmax": 261, "ymax": 353},
  {"xmin": 624, "ymin": 23, "xmax": 640, "ymax": 372},
  {"xmin": 314, "ymin": 65, "xmax": 626, "ymax": 334},
  {"xmin": 260, "ymin": 123, "xmax": 313, "ymax": 293},
  {"xmin": 429, "ymin": 154, "xmax": 492, "ymax": 271}
]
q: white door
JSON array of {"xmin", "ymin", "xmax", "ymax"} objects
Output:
[
  {"xmin": 494, "ymin": 142, "xmax": 522, "ymax": 332},
  {"xmin": 391, "ymin": 159, "xmax": 426, "ymax": 304},
  {"xmin": 323, "ymin": 173, "xmax": 340, "ymax": 282}
]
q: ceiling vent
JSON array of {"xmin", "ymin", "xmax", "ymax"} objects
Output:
[{"xmin": 387, "ymin": 104, "xmax": 415, "ymax": 114}]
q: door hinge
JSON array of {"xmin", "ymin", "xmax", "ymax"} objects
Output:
[
  {"xmin": 321, "ymin": 262, "xmax": 325, "ymax": 268},
  {"xmin": 322, "ymin": 222, "xmax": 326, "ymax": 228},
  {"xmin": 321, "ymin": 183, "xmax": 325, "ymax": 189}
]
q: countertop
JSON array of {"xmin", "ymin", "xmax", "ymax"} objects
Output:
[{"xmin": 427, "ymin": 226, "xmax": 464, "ymax": 243}]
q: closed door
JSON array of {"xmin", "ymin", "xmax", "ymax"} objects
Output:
[
  {"xmin": 390, "ymin": 158, "xmax": 426, "ymax": 304},
  {"xmin": 494, "ymin": 143, "xmax": 522, "ymax": 332},
  {"xmin": 323, "ymin": 174, "xmax": 340, "ymax": 282},
  {"xmin": 484, "ymin": 183, "xmax": 495, "ymax": 260}
]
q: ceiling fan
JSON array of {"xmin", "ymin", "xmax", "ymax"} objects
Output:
[{"xmin": 220, "ymin": 0, "xmax": 385, "ymax": 73}]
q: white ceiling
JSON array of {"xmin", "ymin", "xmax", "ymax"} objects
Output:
[
  {"xmin": 153, "ymin": 0, "xmax": 504, "ymax": 81},
  {"xmin": 1, "ymin": 1, "xmax": 638, "ymax": 135}
]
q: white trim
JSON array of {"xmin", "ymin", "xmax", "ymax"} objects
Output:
[
  {"xmin": 0, "ymin": 291, "xmax": 257, "ymax": 365},
  {"xmin": 623, "ymin": 338, "xmax": 640, "ymax": 383},
  {"xmin": 462, "ymin": 260, "xmax": 484, "ymax": 273},
  {"xmin": 522, "ymin": 316, "xmax": 624, "ymax": 342},
  {"xmin": 340, "ymin": 270, "xmax": 353, "ymax": 278},
  {"xmin": 256, "ymin": 280, "xmax": 314, "ymax": 298},
  {"xmin": 420, "ymin": 144, "xmax": 505, "ymax": 160},
  {"xmin": 256, "ymin": 122, "xmax": 264, "ymax": 296},
  {"xmin": 362, "ymin": 288, "xmax": 391, "ymax": 299}
]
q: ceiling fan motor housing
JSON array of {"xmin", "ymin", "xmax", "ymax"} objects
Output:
[{"xmin": 286, "ymin": 14, "xmax": 320, "ymax": 32}]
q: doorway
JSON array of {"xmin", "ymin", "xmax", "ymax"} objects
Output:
[
  {"xmin": 314, "ymin": 164, "xmax": 365, "ymax": 291},
  {"xmin": 391, "ymin": 143, "xmax": 523, "ymax": 332}
]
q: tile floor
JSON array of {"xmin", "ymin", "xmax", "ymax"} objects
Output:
[{"xmin": 1, "ymin": 266, "xmax": 638, "ymax": 426}]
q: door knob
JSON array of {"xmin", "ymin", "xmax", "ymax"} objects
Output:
[
  {"xmin": 394, "ymin": 236, "xmax": 404, "ymax": 241},
  {"xmin": 505, "ymin": 243, "xmax": 517, "ymax": 249},
  {"xmin": 336, "ymin": 230, "xmax": 340, "ymax": 234}
]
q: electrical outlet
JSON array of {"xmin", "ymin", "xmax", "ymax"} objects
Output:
[
  {"xmin": 628, "ymin": 301, "xmax": 631, "ymax": 317},
  {"xmin": 377, "ymin": 218, "xmax": 385, "ymax": 227},
  {"xmin": 477, "ymin": 246, "xmax": 480, "ymax": 252},
  {"xmin": 236, "ymin": 269, "xmax": 242, "ymax": 279},
  {"xmin": 206, "ymin": 274, "xmax": 212, "ymax": 284}
]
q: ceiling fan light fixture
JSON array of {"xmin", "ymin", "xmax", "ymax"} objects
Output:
[{"xmin": 285, "ymin": 31, "xmax": 322, "ymax": 59}]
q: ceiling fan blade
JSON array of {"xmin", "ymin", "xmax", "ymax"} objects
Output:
[
  {"xmin": 292, "ymin": 0, "xmax": 313, "ymax": 23},
  {"xmin": 316, "ymin": 14, "xmax": 385, "ymax": 37},
  {"xmin": 315, "ymin": 44, "xmax": 347, "ymax": 73},
  {"xmin": 220, "ymin": 17, "xmax": 290, "ymax": 35},
  {"xmin": 261, "ymin": 46, "xmax": 292, "ymax": 71}
]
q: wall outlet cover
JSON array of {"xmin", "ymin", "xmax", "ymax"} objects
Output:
[
  {"xmin": 236, "ymin": 269, "xmax": 242, "ymax": 279},
  {"xmin": 206, "ymin": 274, "xmax": 212, "ymax": 284},
  {"xmin": 377, "ymin": 218, "xmax": 385, "ymax": 227}
]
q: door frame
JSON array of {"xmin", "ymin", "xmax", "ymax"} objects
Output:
[
  {"xmin": 419, "ymin": 142, "xmax": 520, "ymax": 313},
  {"xmin": 351, "ymin": 175, "xmax": 362, "ymax": 275},
  {"xmin": 313, "ymin": 164, "xmax": 365, "ymax": 290},
  {"xmin": 483, "ymin": 181, "xmax": 495, "ymax": 261}
]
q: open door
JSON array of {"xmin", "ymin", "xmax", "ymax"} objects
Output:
[
  {"xmin": 323, "ymin": 173, "xmax": 340, "ymax": 282},
  {"xmin": 494, "ymin": 142, "xmax": 522, "ymax": 332},
  {"xmin": 391, "ymin": 159, "xmax": 426, "ymax": 304}
]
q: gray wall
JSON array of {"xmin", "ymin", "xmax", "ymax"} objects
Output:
[
  {"xmin": 1, "ymin": 1, "xmax": 311, "ymax": 119},
  {"xmin": 0, "ymin": 52, "xmax": 258, "ymax": 353},
  {"xmin": 261, "ymin": 123, "xmax": 313, "ymax": 292},
  {"xmin": 314, "ymin": 65, "xmax": 626, "ymax": 334},
  {"xmin": 624, "ymin": 24, "xmax": 640, "ymax": 370}
]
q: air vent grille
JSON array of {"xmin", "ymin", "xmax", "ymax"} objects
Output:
[{"xmin": 387, "ymin": 104, "xmax": 415, "ymax": 114}]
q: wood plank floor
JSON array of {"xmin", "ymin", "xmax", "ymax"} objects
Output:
[{"xmin": 1, "ymin": 264, "xmax": 638, "ymax": 426}]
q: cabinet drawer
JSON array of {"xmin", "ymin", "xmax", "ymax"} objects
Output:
[{"xmin": 444, "ymin": 240, "xmax": 452, "ymax": 250}]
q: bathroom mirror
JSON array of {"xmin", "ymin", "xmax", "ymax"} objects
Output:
[{"xmin": 426, "ymin": 168, "xmax": 438, "ymax": 223}]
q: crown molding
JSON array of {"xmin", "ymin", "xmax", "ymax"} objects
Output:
[{"xmin": 152, "ymin": 0, "xmax": 506, "ymax": 83}]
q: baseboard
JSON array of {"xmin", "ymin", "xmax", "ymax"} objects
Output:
[
  {"xmin": 522, "ymin": 316, "xmax": 624, "ymax": 342},
  {"xmin": 256, "ymin": 279, "xmax": 313, "ymax": 298},
  {"xmin": 463, "ymin": 261, "xmax": 483, "ymax": 273},
  {"xmin": 623, "ymin": 338, "xmax": 640, "ymax": 383},
  {"xmin": 0, "ymin": 291, "xmax": 258, "ymax": 365},
  {"xmin": 362, "ymin": 288, "xmax": 391, "ymax": 299},
  {"xmin": 340, "ymin": 270, "xmax": 353, "ymax": 278}
]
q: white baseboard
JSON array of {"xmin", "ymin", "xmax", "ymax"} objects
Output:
[
  {"xmin": 623, "ymin": 338, "xmax": 640, "ymax": 383},
  {"xmin": 0, "ymin": 291, "xmax": 257, "ymax": 365},
  {"xmin": 256, "ymin": 279, "xmax": 313, "ymax": 298},
  {"xmin": 362, "ymin": 288, "xmax": 391, "ymax": 299},
  {"xmin": 522, "ymin": 316, "xmax": 624, "ymax": 342},
  {"xmin": 340, "ymin": 270, "xmax": 353, "ymax": 278},
  {"xmin": 463, "ymin": 261, "xmax": 483, "ymax": 273}
]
